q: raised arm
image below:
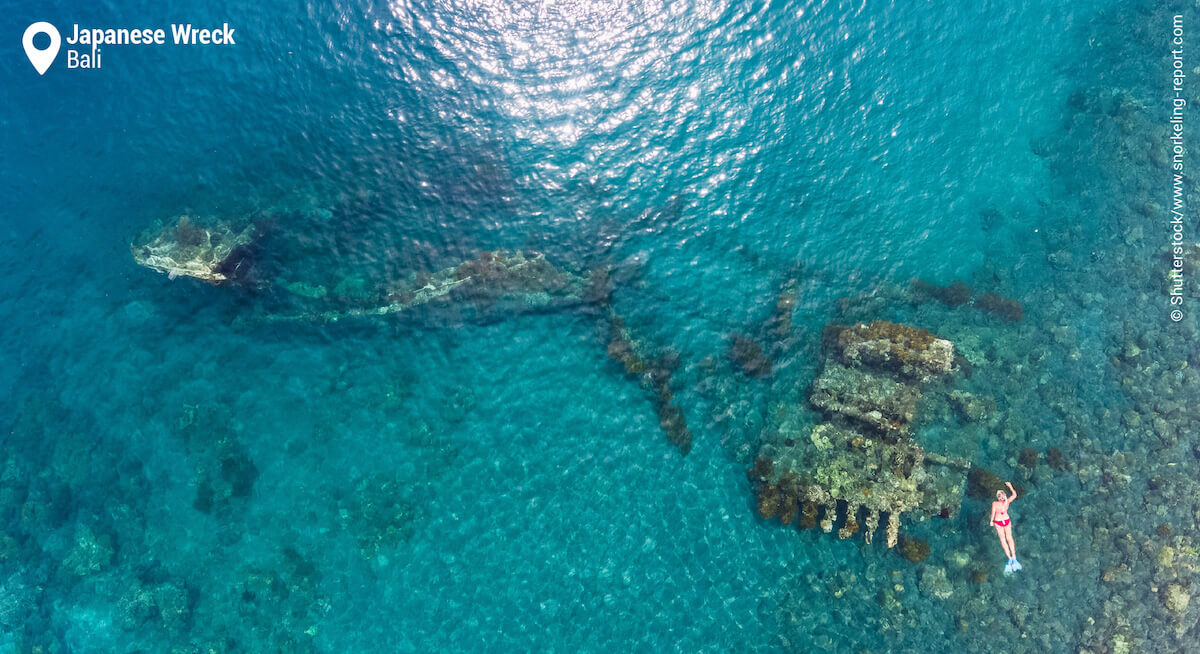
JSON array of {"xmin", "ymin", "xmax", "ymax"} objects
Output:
[{"xmin": 1005, "ymin": 481, "xmax": 1017, "ymax": 502}]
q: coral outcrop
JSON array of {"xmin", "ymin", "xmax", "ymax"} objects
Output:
[
  {"xmin": 967, "ymin": 466, "xmax": 1010, "ymax": 501},
  {"xmin": 131, "ymin": 216, "xmax": 259, "ymax": 284}
]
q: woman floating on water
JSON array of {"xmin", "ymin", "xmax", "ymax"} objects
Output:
[{"xmin": 991, "ymin": 481, "xmax": 1021, "ymax": 574}]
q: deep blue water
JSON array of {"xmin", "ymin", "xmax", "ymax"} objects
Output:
[{"xmin": 1, "ymin": 0, "xmax": 1190, "ymax": 652}]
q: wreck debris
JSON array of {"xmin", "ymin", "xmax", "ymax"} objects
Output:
[
  {"xmin": 765, "ymin": 271, "xmax": 801, "ymax": 342},
  {"xmin": 730, "ymin": 264, "xmax": 806, "ymax": 378},
  {"xmin": 131, "ymin": 216, "xmax": 259, "ymax": 284},
  {"xmin": 130, "ymin": 213, "xmax": 589, "ymax": 321},
  {"xmin": 130, "ymin": 210, "xmax": 688, "ymax": 457},
  {"xmin": 602, "ymin": 309, "xmax": 692, "ymax": 455}
]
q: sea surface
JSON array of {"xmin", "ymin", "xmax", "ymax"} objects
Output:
[{"xmin": 1, "ymin": 0, "xmax": 1194, "ymax": 652}]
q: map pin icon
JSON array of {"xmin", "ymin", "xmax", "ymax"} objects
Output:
[{"xmin": 23, "ymin": 22, "xmax": 61, "ymax": 75}]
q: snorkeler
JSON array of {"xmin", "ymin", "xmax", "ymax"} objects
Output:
[{"xmin": 991, "ymin": 481, "xmax": 1021, "ymax": 574}]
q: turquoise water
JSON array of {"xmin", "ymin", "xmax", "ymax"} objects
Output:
[{"xmin": 2, "ymin": 0, "xmax": 1196, "ymax": 651}]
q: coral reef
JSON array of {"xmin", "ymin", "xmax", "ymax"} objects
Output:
[
  {"xmin": 229, "ymin": 558, "xmax": 324, "ymax": 653},
  {"xmin": 61, "ymin": 523, "xmax": 114, "ymax": 576},
  {"xmin": 131, "ymin": 216, "xmax": 260, "ymax": 284},
  {"xmin": 175, "ymin": 404, "xmax": 260, "ymax": 517},
  {"xmin": 337, "ymin": 475, "xmax": 421, "ymax": 561},
  {"xmin": 191, "ymin": 438, "xmax": 259, "ymax": 515},
  {"xmin": 117, "ymin": 578, "xmax": 190, "ymax": 635}
]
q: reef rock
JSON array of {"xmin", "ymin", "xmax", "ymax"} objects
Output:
[
  {"xmin": 974, "ymin": 292, "xmax": 1024, "ymax": 322},
  {"xmin": 62, "ymin": 524, "xmax": 114, "ymax": 576},
  {"xmin": 899, "ymin": 534, "xmax": 931, "ymax": 563},
  {"xmin": 131, "ymin": 216, "xmax": 258, "ymax": 284}
]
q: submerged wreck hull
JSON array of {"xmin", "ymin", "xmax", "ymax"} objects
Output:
[
  {"xmin": 130, "ymin": 216, "xmax": 588, "ymax": 322},
  {"xmin": 268, "ymin": 250, "xmax": 589, "ymax": 324}
]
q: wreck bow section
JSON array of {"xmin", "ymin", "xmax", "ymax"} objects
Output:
[{"xmin": 131, "ymin": 216, "xmax": 259, "ymax": 284}]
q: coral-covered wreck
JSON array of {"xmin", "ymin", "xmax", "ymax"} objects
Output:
[{"xmin": 750, "ymin": 321, "xmax": 970, "ymax": 549}]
